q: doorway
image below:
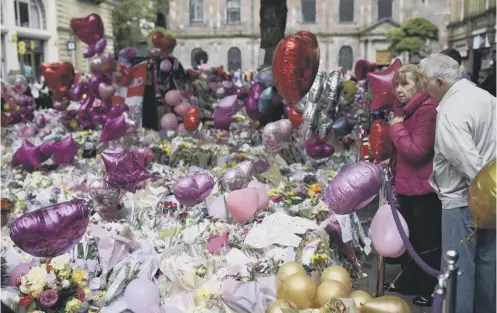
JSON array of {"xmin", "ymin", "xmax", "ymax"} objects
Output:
[{"xmin": 17, "ymin": 38, "xmax": 44, "ymax": 81}]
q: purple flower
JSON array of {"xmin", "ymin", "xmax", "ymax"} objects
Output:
[{"xmin": 40, "ymin": 290, "xmax": 58, "ymax": 307}]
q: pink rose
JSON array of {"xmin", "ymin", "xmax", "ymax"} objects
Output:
[{"xmin": 39, "ymin": 290, "xmax": 58, "ymax": 307}]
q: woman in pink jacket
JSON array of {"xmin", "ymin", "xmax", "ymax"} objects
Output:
[{"xmin": 385, "ymin": 64, "xmax": 442, "ymax": 307}]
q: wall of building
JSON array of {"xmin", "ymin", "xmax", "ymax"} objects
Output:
[
  {"xmin": 0, "ymin": 0, "xmax": 114, "ymax": 78},
  {"xmin": 167, "ymin": 0, "xmax": 450, "ymax": 71}
]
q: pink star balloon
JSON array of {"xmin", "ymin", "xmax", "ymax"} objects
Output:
[
  {"xmin": 11, "ymin": 140, "xmax": 43, "ymax": 169},
  {"xmin": 101, "ymin": 146, "xmax": 154, "ymax": 193},
  {"xmin": 50, "ymin": 136, "xmax": 80, "ymax": 165},
  {"xmin": 367, "ymin": 58, "xmax": 402, "ymax": 111}
]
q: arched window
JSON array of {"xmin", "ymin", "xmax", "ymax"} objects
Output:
[
  {"xmin": 156, "ymin": 12, "xmax": 166, "ymax": 28},
  {"xmin": 227, "ymin": 47, "xmax": 242, "ymax": 72},
  {"xmin": 378, "ymin": 0, "xmax": 393, "ymax": 19},
  {"xmin": 191, "ymin": 48, "xmax": 203, "ymax": 68},
  {"xmin": 301, "ymin": 0, "xmax": 316, "ymax": 24},
  {"xmin": 190, "ymin": 0, "xmax": 204, "ymax": 24},
  {"xmin": 226, "ymin": 0, "xmax": 241, "ymax": 24},
  {"xmin": 339, "ymin": 0, "xmax": 354, "ymax": 23},
  {"xmin": 14, "ymin": 0, "xmax": 42, "ymax": 29},
  {"xmin": 338, "ymin": 46, "xmax": 353, "ymax": 70}
]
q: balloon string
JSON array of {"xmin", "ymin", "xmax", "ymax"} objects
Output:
[
  {"xmin": 432, "ymin": 292, "xmax": 444, "ymax": 313},
  {"xmin": 384, "ymin": 180, "xmax": 441, "ymax": 278}
]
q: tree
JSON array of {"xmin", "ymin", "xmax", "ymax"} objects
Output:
[
  {"xmin": 112, "ymin": 0, "xmax": 157, "ymax": 55},
  {"xmin": 386, "ymin": 17, "xmax": 439, "ymax": 55},
  {"xmin": 260, "ymin": 0, "xmax": 288, "ymax": 67}
]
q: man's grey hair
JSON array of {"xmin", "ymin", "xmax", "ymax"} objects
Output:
[{"xmin": 419, "ymin": 54, "xmax": 463, "ymax": 85}]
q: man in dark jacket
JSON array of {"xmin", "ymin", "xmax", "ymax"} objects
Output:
[
  {"xmin": 478, "ymin": 67, "xmax": 496, "ymax": 97},
  {"xmin": 440, "ymin": 48, "xmax": 472, "ymax": 81}
]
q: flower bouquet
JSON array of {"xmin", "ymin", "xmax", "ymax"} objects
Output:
[{"xmin": 15, "ymin": 255, "xmax": 91, "ymax": 313}]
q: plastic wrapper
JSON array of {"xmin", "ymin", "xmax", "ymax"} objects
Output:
[{"xmin": 369, "ymin": 119, "xmax": 391, "ymax": 163}]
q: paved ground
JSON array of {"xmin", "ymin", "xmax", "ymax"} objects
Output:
[{"xmin": 355, "ymin": 199, "xmax": 431, "ymax": 313}]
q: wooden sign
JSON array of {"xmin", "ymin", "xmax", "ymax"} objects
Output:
[{"xmin": 376, "ymin": 51, "xmax": 392, "ymax": 65}]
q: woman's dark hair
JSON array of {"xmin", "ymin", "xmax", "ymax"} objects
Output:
[{"xmin": 440, "ymin": 48, "xmax": 462, "ymax": 66}]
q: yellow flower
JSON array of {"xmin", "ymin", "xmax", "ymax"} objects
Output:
[
  {"xmin": 309, "ymin": 184, "xmax": 321, "ymax": 193},
  {"xmin": 65, "ymin": 298, "xmax": 83, "ymax": 313},
  {"xmin": 83, "ymin": 288, "xmax": 91, "ymax": 299},
  {"xmin": 58, "ymin": 269, "xmax": 70, "ymax": 279},
  {"xmin": 307, "ymin": 190, "xmax": 316, "ymax": 198},
  {"xmin": 72, "ymin": 269, "xmax": 87, "ymax": 284},
  {"xmin": 92, "ymin": 291, "xmax": 106, "ymax": 302},
  {"xmin": 28, "ymin": 282, "xmax": 46, "ymax": 298},
  {"xmin": 51, "ymin": 254, "xmax": 70, "ymax": 270}
]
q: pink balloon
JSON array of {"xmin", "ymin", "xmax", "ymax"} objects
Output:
[
  {"xmin": 7, "ymin": 263, "xmax": 32, "ymax": 287},
  {"xmin": 370, "ymin": 204, "xmax": 409, "ymax": 258},
  {"xmin": 124, "ymin": 278, "xmax": 161, "ymax": 313},
  {"xmin": 160, "ymin": 59, "xmax": 172, "ymax": 72},
  {"xmin": 251, "ymin": 188, "xmax": 269, "ymax": 211},
  {"xmin": 226, "ymin": 188, "xmax": 259, "ymax": 223},
  {"xmin": 160, "ymin": 113, "xmax": 179, "ymax": 130},
  {"xmin": 177, "ymin": 123, "xmax": 187, "ymax": 134},
  {"xmin": 164, "ymin": 90, "xmax": 182, "ymax": 106},
  {"xmin": 174, "ymin": 102, "xmax": 191, "ymax": 117},
  {"xmin": 208, "ymin": 195, "xmax": 228, "ymax": 220}
]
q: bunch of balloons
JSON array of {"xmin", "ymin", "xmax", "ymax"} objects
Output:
[
  {"xmin": 40, "ymin": 14, "xmax": 134, "ymax": 133},
  {"xmin": 245, "ymin": 67, "xmax": 284, "ymax": 127},
  {"xmin": 1, "ymin": 75, "xmax": 35, "ymax": 125},
  {"xmin": 160, "ymin": 89, "xmax": 201, "ymax": 133}
]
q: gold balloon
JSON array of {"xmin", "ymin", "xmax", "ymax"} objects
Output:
[
  {"xmin": 280, "ymin": 273, "xmax": 317, "ymax": 309},
  {"xmin": 349, "ymin": 290, "xmax": 373, "ymax": 309},
  {"xmin": 361, "ymin": 296, "xmax": 411, "ymax": 313},
  {"xmin": 320, "ymin": 266, "xmax": 352, "ymax": 293},
  {"xmin": 469, "ymin": 158, "xmax": 496, "ymax": 229},
  {"xmin": 316, "ymin": 280, "xmax": 348, "ymax": 307},
  {"xmin": 276, "ymin": 261, "xmax": 306, "ymax": 297},
  {"xmin": 265, "ymin": 299, "xmax": 298, "ymax": 313}
]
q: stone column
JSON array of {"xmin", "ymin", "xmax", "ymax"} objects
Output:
[
  {"xmin": 3, "ymin": 0, "xmax": 20, "ymax": 74},
  {"xmin": 43, "ymin": 0, "xmax": 58, "ymax": 63}
]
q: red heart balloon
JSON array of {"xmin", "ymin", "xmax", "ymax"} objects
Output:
[
  {"xmin": 184, "ymin": 106, "xmax": 201, "ymax": 133},
  {"xmin": 288, "ymin": 108, "xmax": 303, "ymax": 128},
  {"xmin": 272, "ymin": 31, "xmax": 320, "ymax": 106},
  {"xmin": 40, "ymin": 62, "xmax": 75, "ymax": 98},
  {"xmin": 368, "ymin": 59, "xmax": 402, "ymax": 111},
  {"xmin": 354, "ymin": 58, "xmax": 373, "ymax": 81},
  {"xmin": 70, "ymin": 14, "xmax": 104, "ymax": 45},
  {"xmin": 151, "ymin": 32, "xmax": 176, "ymax": 55},
  {"xmin": 369, "ymin": 119, "xmax": 391, "ymax": 163}
]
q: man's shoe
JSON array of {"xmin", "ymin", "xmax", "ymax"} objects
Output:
[{"xmin": 412, "ymin": 296, "xmax": 432, "ymax": 307}]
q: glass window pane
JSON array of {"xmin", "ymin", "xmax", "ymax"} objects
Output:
[
  {"xmin": 339, "ymin": 0, "xmax": 354, "ymax": 22},
  {"xmin": 339, "ymin": 46, "xmax": 353, "ymax": 70},
  {"xmin": 378, "ymin": 0, "xmax": 393, "ymax": 19},
  {"xmin": 228, "ymin": 47, "xmax": 242, "ymax": 72},
  {"xmin": 19, "ymin": 1, "xmax": 29, "ymax": 27},
  {"xmin": 302, "ymin": 0, "xmax": 316, "ymax": 23},
  {"xmin": 30, "ymin": 4, "xmax": 40, "ymax": 28}
]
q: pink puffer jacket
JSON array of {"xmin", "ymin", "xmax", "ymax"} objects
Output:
[{"xmin": 389, "ymin": 92, "xmax": 439, "ymax": 196}]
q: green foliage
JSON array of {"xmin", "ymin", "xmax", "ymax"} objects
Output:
[
  {"xmin": 112, "ymin": 0, "xmax": 156, "ymax": 54},
  {"xmin": 386, "ymin": 17, "xmax": 439, "ymax": 54}
]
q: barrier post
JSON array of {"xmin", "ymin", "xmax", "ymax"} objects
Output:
[
  {"xmin": 376, "ymin": 254, "xmax": 385, "ymax": 296},
  {"xmin": 444, "ymin": 250, "xmax": 459, "ymax": 313}
]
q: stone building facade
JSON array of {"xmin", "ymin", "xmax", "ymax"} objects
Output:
[
  {"xmin": 447, "ymin": 0, "xmax": 496, "ymax": 78},
  {"xmin": 1, "ymin": 0, "xmax": 114, "ymax": 78},
  {"xmin": 166, "ymin": 0, "xmax": 451, "ymax": 72}
]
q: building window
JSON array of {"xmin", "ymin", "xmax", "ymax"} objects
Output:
[
  {"xmin": 339, "ymin": 0, "xmax": 354, "ymax": 23},
  {"xmin": 227, "ymin": 47, "xmax": 242, "ymax": 72},
  {"xmin": 226, "ymin": 0, "xmax": 241, "ymax": 24},
  {"xmin": 14, "ymin": 0, "xmax": 41, "ymax": 29},
  {"xmin": 338, "ymin": 46, "xmax": 353, "ymax": 70},
  {"xmin": 378, "ymin": 0, "xmax": 393, "ymax": 20},
  {"xmin": 156, "ymin": 12, "xmax": 166, "ymax": 28},
  {"xmin": 301, "ymin": 0, "xmax": 316, "ymax": 24},
  {"xmin": 191, "ymin": 48, "xmax": 205, "ymax": 68},
  {"xmin": 189, "ymin": 0, "xmax": 204, "ymax": 24}
]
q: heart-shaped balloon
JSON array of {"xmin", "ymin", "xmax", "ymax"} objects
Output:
[
  {"xmin": 262, "ymin": 119, "xmax": 293, "ymax": 151},
  {"xmin": 223, "ymin": 161, "xmax": 254, "ymax": 191},
  {"xmin": 184, "ymin": 106, "xmax": 201, "ymax": 133},
  {"xmin": 70, "ymin": 14, "xmax": 104, "ymax": 45},
  {"xmin": 98, "ymin": 83, "xmax": 116, "ymax": 101},
  {"xmin": 100, "ymin": 116, "xmax": 128, "ymax": 142},
  {"xmin": 272, "ymin": 31, "xmax": 320, "ymax": 106},
  {"xmin": 151, "ymin": 31, "xmax": 176, "ymax": 55},
  {"xmin": 40, "ymin": 62, "xmax": 75, "ymax": 97},
  {"xmin": 172, "ymin": 173, "xmax": 214, "ymax": 207},
  {"xmin": 90, "ymin": 52, "xmax": 116, "ymax": 77},
  {"xmin": 9, "ymin": 199, "xmax": 89, "ymax": 257},
  {"xmin": 226, "ymin": 188, "xmax": 259, "ymax": 223},
  {"xmin": 306, "ymin": 143, "xmax": 335, "ymax": 159}
]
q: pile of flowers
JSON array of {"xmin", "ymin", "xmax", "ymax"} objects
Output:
[{"xmin": 15, "ymin": 255, "xmax": 90, "ymax": 313}]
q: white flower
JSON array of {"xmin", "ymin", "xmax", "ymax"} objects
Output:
[
  {"xmin": 26, "ymin": 267, "xmax": 46, "ymax": 284},
  {"xmin": 61, "ymin": 279, "xmax": 71, "ymax": 288},
  {"xmin": 51, "ymin": 254, "xmax": 71, "ymax": 270}
]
